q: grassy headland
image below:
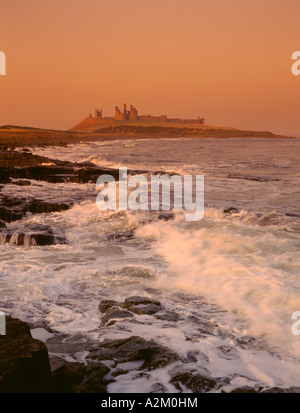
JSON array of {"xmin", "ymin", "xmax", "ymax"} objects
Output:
[{"xmin": 0, "ymin": 121, "xmax": 292, "ymax": 149}]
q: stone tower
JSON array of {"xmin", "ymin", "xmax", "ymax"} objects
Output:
[
  {"xmin": 129, "ymin": 104, "xmax": 138, "ymax": 121},
  {"xmin": 95, "ymin": 109, "xmax": 102, "ymax": 119}
]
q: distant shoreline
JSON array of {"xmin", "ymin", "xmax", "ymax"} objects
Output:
[{"xmin": 0, "ymin": 124, "xmax": 296, "ymax": 149}]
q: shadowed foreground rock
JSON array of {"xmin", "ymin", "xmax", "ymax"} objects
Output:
[
  {"xmin": 0, "ymin": 316, "xmax": 52, "ymax": 393},
  {"xmin": 88, "ymin": 336, "xmax": 180, "ymax": 370},
  {"xmin": 50, "ymin": 357, "xmax": 110, "ymax": 393}
]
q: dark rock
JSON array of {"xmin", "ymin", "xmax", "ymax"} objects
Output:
[
  {"xmin": 24, "ymin": 224, "xmax": 55, "ymax": 246},
  {"xmin": 150, "ymin": 382, "xmax": 166, "ymax": 393},
  {"xmin": 0, "ymin": 220, "xmax": 7, "ymax": 229},
  {"xmin": 0, "ymin": 223, "xmax": 67, "ymax": 246},
  {"xmin": 101, "ymin": 307, "xmax": 134, "ymax": 325},
  {"xmin": 261, "ymin": 386, "xmax": 300, "ymax": 393},
  {"xmin": 88, "ymin": 336, "xmax": 180, "ymax": 370},
  {"xmin": 0, "ymin": 150, "xmax": 120, "ymax": 185},
  {"xmin": 154, "ymin": 310, "xmax": 179, "ymax": 322},
  {"xmin": 107, "ymin": 230, "xmax": 135, "ymax": 242},
  {"xmin": 130, "ymin": 303, "xmax": 161, "ymax": 315},
  {"xmin": 50, "ymin": 357, "xmax": 84, "ymax": 393},
  {"xmin": 77, "ymin": 167, "xmax": 119, "ymax": 184},
  {"xmin": 223, "ymin": 207, "xmax": 240, "ymax": 214},
  {"xmin": 123, "ymin": 296, "xmax": 161, "ymax": 308},
  {"xmin": 230, "ymin": 386, "xmax": 262, "ymax": 393},
  {"xmin": 157, "ymin": 212, "xmax": 175, "ymax": 221},
  {"xmin": 50, "ymin": 357, "xmax": 110, "ymax": 393},
  {"xmin": 45, "ymin": 333, "xmax": 93, "ymax": 356},
  {"xmin": 28, "ymin": 200, "xmax": 70, "ymax": 214},
  {"xmin": 230, "ymin": 386, "xmax": 300, "ymax": 393},
  {"xmin": 0, "ymin": 316, "xmax": 53, "ymax": 392},
  {"xmin": 170, "ymin": 372, "xmax": 218, "ymax": 393},
  {"xmin": 0, "ymin": 195, "xmax": 72, "ymax": 223},
  {"xmin": 121, "ymin": 296, "xmax": 162, "ymax": 315},
  {"xmin": 77, "ymin": 363, "xmax": 111, "ymax": 393},
  {"xmin": 98, "ymin": 300, "xmax": 119, "ymax": 313},
  {"xmin": 0, "ymin": 174, "xmax": 11, "ymax": 184},
  {"xmin": 11, "ymin": 180, "xmax": 31, "ymax": 186},
  {"xmin": 0, "ymin": 196, "xmax": 27, "ymax": 222}
]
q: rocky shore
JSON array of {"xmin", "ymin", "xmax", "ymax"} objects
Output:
[
  {"xmin": 0, "ymin": 124, "xmax": 290, "ymax": 152},
  {"xmin": 0, "ymin": 149, "xmax": 120, "ymax": 246},
  {"xmin": 0, "ymin": 132, "xmax": 299, "ymax": 394},
  {"xmin": 2, "ymin": 304, "xmax": 300, "ymax": 393}
]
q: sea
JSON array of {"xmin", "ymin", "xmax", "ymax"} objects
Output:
[{"xmin": 1, "ymin": 136, "xmax": 300, "ymax": 392}]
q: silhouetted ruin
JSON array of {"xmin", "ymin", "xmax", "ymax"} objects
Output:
[{"xmin": 92, "ymin": 104, "xmax": 205, "ymax": 124}]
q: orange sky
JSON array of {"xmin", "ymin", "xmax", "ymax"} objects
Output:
[{"xmin": 1, "ymin": 0, "xmax": 300, "ymax": 135}]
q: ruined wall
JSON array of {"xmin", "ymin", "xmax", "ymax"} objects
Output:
[
  {"xmin": 95, "ymin": 109, "xmax": 102, "ymax": 119},
  {"xmin": 129, "ymin": 105, "xmax": 138, "ymax": 120},
  {"xmin": 92, "ymin": 104, "xmax": 205, "ymax": 124},
  {"xmin": 115, "ymin": 106, "xmax": 124, "ymax": 120},
  {"xmin": 138, "ymin": 115, "xmax": 167, "ymax": 122}
]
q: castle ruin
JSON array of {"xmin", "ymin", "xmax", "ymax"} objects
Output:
[{"xmin": 90, "ymin": 104, "xmax": 205, "ymax": 124}]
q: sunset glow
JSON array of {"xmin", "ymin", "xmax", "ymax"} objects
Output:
[{"xmin": 1, "ymin": 0, "xmax": 300, "ymax": 135}]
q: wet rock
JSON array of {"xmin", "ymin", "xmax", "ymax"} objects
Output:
[
  {"xmin": 123, "ymin": 296, "xmax": 161, "ymax": 307},
  {"xmin": 170, "ymin": 372, "xmax": 218, "ymax": 393},
  {"xmin": 229, "ymin": 386, "xmax": 262, "ymax": 393},
  {"xmin": 25, "ymin": 224, "xmax": 55, "ymax": 246},
  {"xmin": 28, "ymin": 200, "xmax": 70, "ymax": 214},
  {"xmin": 154, "ymin": 310, "xmax": 179, "ymax": 322},
  {"xmin": 150, "ymin": 382, "xmax": 166, "ymax": 393},
  {"xmin": 77, "ymin": 167, "xmax": 119, "ymax": 184},
  {"xmin": 0, "ymin": 150, "xmax": 120, "ymax": 185},
  {"xmin": 122, "ymin": 296, "xmax": 162, "ymax": 315},
  {"xmin": 157, "ymin": 212, "xmax": 175, "ymax": 221},
  {"xmin": 101, "ymin": 307, "xmax": 134, "ymax": 325},
  {"xmin": 132, "ymin": 303, "xmax": 161, "ymax": 315},
  {"xmin": 0, "ymin": 173, "xmax": 10, "ymax": 184},
  {"xmin": 107, "ymin": 230, "xmax": 135, "ymax": 242},
  {"xmin": 88, "ymin": 336, "xmax": 180, "ymax": 370},
  {"xmin": 0, "ymin": 195, "xmax": 72, "ymax": 223},
  {"xmin": 50, "ymin": 357, "xmax": 110, "ymax": 393},
  {"xmin": 45, "ymin": 333, "xmax": 93, "ymax": 356},
  {"xmin": 0, "ymin": 196, "xmax": 27, "ymax": 222},
  {"xmin": 0, "ymin": 223, "xmax": 67, "ymax": 246},
  {"xmin": 77, "ymin": 363, "xmax": 111, "ymax": 393},
  {"xmin": 262, "ymin": 386, "xmax": 300, "ymax": 393},
  {"xmin": 11, "ymin": 180, "xmax": 31, "ymax": 186},
  {"xmin": 0, "ymin": 220, "xmax": 7, "ymax": 229},
  {"xmin": 98, "ymin": 300, "xmax": 119, "ymax": 313},
  {"xmin": 230, "ymin": 386, "xmax": 300, "ymax": 393},
  {"xmin": 0, "ymin": 316, "xmax": 53, "ymax": 392},
  {"xmin": 223, "ymin": 207, "xmax": 240, "ymax": 214}
]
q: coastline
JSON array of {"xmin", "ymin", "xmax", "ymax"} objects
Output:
[
  {"xmin": 1, "ymin": 129, "xmax": 300, "ymax": 393},
  {"xmin": 0, "ymin": 124, "xmax": 295, "ymax": 150}
]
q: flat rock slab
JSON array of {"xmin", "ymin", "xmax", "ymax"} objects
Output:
[{"xmin": 88, "ymin": 336, "xmax": 180, "ymax": 370}]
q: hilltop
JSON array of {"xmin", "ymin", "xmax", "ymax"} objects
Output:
[{"xmin": 70, "ymin": 102, "xmax": 285, "ymax": 137}]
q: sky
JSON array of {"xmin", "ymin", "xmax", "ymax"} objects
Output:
[{"xmin": 0, "ymin": 0, "xmax": 300, "ymax": 135}]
